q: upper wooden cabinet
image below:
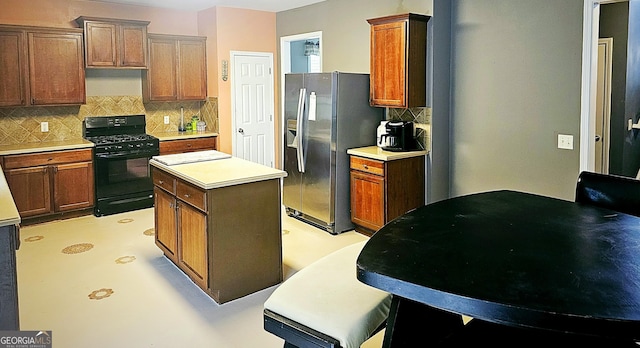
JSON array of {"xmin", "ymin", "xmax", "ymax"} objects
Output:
[
  {"xmin": 0, "ymin": 29, "xmax": 27, "ymax": 107},
  {"xmin": 0, "ymin": 25, "xmax": 85, "ymax": 107},
  {"xmin": 143, "ymin": 34, "xmax": 207, "ymax": 102},
  {"xmin": 367, "ymin": 13, "xmax": 430, "ymax": 108},
  {"xmin": 75, "ymin": 17, "xmax": 150, "ymax": 69}
]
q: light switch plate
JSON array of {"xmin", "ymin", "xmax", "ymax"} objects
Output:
[
  {"xmin": 41, "ymin": 122, "xmax": 49, "ymax": 132},
  {"xmin": 558, "ymin": 134, "xmax": 573, "ymax": 150}
]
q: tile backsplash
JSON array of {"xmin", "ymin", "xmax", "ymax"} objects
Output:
[
  {"xmin": 387, "ymin": 107, "xmax": 431, "ymax": 152},
  {"xmin": 0, "ymin": 96, "xmax": 219, "ymax": 145}
]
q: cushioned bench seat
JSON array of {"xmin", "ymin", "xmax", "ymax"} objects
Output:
[{"xmin": 264, "ymin": 241, "xmax": 392, "ymax": 348}]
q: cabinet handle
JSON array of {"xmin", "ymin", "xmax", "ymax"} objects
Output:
[
  {"xmin": 363, "ymin": 164, "xmax": 369, "ymax": 169},
  {"xmin": 158, "ymin": 180, "xmax": 164, "ymax": 184},
  {"xmin": 184, "ymin": 194, "xmax": 191, "ymax": 198}
]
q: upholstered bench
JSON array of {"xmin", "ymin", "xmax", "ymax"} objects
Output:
[{"xmin": 264, "ymin": 240, "xmax": 392, "ymax": 348}]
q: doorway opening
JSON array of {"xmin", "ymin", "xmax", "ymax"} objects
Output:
[
  {"xmin": 595, "ymin": 38, "xmax": 613, "ymax": 174},
  {"xmin": 581, "ymin": 0, "xmax": 630, "ymax": 176},
  {"xmin": 279, "ymin": 31, "xmax": 323, "ymax": 168}
]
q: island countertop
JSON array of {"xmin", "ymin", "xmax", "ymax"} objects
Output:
[
  {"xmin": 149, "ymin": 155, "xmax": 287, "ymax": 190},
  {"xmin": 0, "ymin": 166, "xmax": 20, "ymax": 227}
]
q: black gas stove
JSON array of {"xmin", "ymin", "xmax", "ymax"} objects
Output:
[{"xmin": 83, "ymin": 115, "xmax": 159, "ymax": 216}]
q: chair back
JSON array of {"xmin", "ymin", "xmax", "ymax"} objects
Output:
[{"xmin": 575, "ymin": 171, "xmax": 640, "ymax": 217}]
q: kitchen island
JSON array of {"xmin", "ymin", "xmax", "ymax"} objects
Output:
[
  {"xmin": 149, "ymin": 152, "xmax": 287, "ymax": 304},
  {"xmin": 0, "ymin": 166, "xmax": 21, "ymax": 329}
]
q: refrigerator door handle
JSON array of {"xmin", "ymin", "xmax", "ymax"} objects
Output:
[{"xmin": 296, "ymin": 88, "xmax": 306, "ymax": 173}]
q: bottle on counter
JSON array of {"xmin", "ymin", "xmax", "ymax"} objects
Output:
[{"xmin": 191, "ymin": 116, "xmax": 199, "ymax": 131}]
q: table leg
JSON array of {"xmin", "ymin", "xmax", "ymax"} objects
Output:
[{"xmin": 382, "ymin": 296, "xmax": 464, "ymax": 348}]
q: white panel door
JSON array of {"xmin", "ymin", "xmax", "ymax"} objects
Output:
[{"xmin": 232, "ymin": 52, "xmax": 274, "ymax": 167}]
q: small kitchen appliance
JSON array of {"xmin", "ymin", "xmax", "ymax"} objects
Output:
[{"xmin": 381, "ymin": 121, "xmax": 415, "ymax": 151}]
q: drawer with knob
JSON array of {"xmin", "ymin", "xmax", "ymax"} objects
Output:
[
  {"xmin": 350, "ymin": 156, "xmax": 384, "ymax": 176},
  {"xmin": 159, "ymin": 137, "xmax": 217, "ymax": 155},
  {"xmin": 2, "ymin": 149, "xmax": 92, "ymax": 169},
  {"xmin": 176, "ymin": 180, "xmax": 206, "ymax": 212},
  {"xmin": 153, "ymin": 168, "xmax": 176, "ymax": 194}
]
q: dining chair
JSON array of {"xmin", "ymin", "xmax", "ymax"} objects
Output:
[{"xmin": 575, "ymin": 171, "xmax": 640, "ymax": 217}]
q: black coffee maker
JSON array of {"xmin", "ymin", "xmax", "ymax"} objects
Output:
[{"xmin": 381, "ymin": 121, "xmax": 415, "ymax": 151}]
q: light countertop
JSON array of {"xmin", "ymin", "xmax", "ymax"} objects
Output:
[
  {"xmin": 347, "ymin": 146, "xmax": 428, "ymax": 161},
  {"xmin": 150, "ymin": 155, "xmax": 287, "ymax": 190},
  {"xmin": 0, "ymin": 139, "xmax": 94, "ymax": 156},
  {"xmin": 0, "ymin": 166, "xmax": 20, "ymax": 227},
  {"xmin": 151, "ymin": 131, "xmax": 218, "ymax": 141}
]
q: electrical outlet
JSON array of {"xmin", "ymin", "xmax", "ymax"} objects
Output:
[
  {"xmin": 164, "ymin": 116, "xmax": 170, "ymax": 125},
  {"xmin": 41, "ymin": 122, "xmax": 49, "ymax": 132},
  {"xmin": 557, "ymin": 134, "xmax": 573, "ymax": 150}
]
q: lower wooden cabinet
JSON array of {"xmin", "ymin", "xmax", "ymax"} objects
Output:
[
  {"xmin": 350, "ymin": 155, "xmax": 425, "ymax": 235},
  {"xmin": 1, "ymin": 149, "xmax": 94, "ymax": 219},
  {"xmin": 154, "ymin": 184, "xmax": 208, "ymax": 290},
  {"xmin": 152, "ymin": 166, "xmax": 282, "ymax": 304},
  {"xmin": 178, "ymin": 202, "xmax": 208, "ymax": 289},
  {"xmin": 159, "ymin": 136, "xmax": 217, "ymax": 155},
  {"xmin": 154, "ymin": 187, "xmax": 178, "ymax": 262}
]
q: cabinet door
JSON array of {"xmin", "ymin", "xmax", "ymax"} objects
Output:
[
  {"xmin": 145, "ymin": 38, "xmax": 177, "ymax": 101},
  {"xmin": 84, "ymin": 22, "xmax": 117, "ymax": 67},
  {"xmin": 370, "ymin": 20, "xmax": 407, "ymax": 108},
  {"xmin": 178, "ymin": 39, "xmax": 207, "ymax": 100},
  {"xmin": 5, "ymin": 166, "xmax": 51, "ymax": 218},
  {"xmin": 0, "ymin": 30, "xmax": 27, "ymax": 107},
  {"xmin": 28, "ymin": 30, "xmax": 85, "ymax": 105},
  {"xmin": 178, "ymin": 201, "xmax": 208, "ymax": 290},
  {"xmin": 52, "ymin": 161, "xmax": 94, "ymax": 212},
  {"xmin": 154, "ymin": 187, "xmax": 178, "ymax": 263},
  {"xmin": 350, "ymin": 170, "xmax": 386, "ymax": 232},
  {"xmin": 119, "ymin": 24, "xmax": 147, "ymax": 68}
]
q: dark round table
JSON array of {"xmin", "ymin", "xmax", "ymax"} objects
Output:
[{"xmin": 357, "ymin": 190, "xmax": 640, "ymax": 347}]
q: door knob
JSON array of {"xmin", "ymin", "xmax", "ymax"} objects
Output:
[
  {"xmin": 238, "ymin": 128, "xmax": 244, "ymax": 134},
  {"xmin": 595, "ymin": 135, "xmax": 601, "ymax": 142}
]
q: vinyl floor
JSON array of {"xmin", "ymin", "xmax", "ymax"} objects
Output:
[{"xmin": 16, "ymin": 207, "xmax": 384, "ymax": 348}]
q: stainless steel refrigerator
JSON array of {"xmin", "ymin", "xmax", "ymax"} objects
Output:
[{"xmin": 283, "ymin": 72, "xmax": 383, "ymax": 234}]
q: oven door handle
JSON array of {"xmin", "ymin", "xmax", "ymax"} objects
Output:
[{"xmin": 95, "ymin": 151, "xmax": 157, "ymax": 160}]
